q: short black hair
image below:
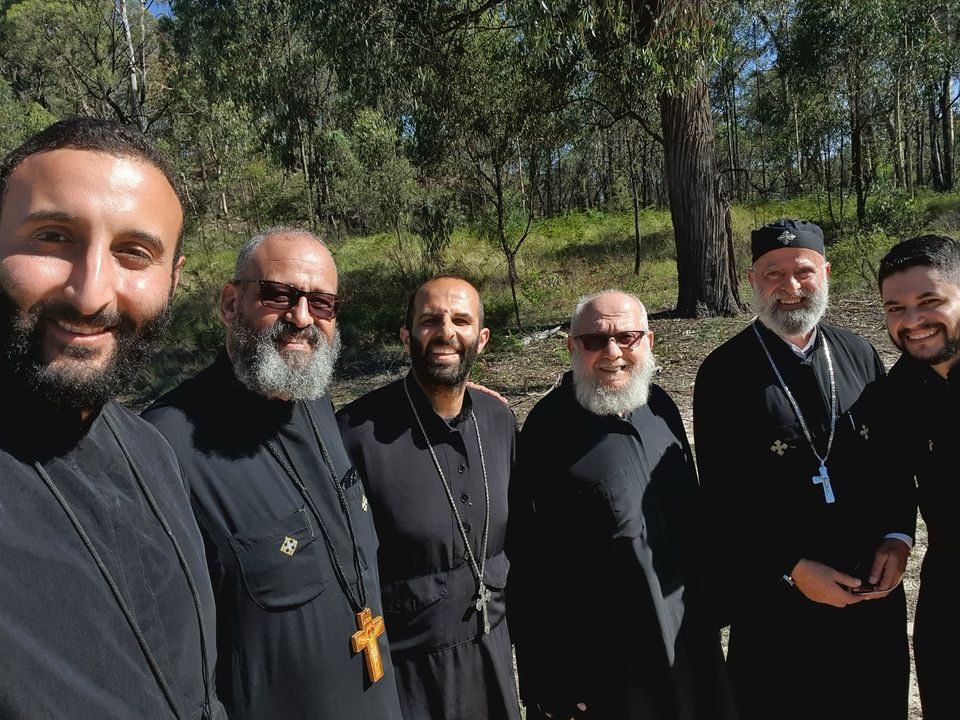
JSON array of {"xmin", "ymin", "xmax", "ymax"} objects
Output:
[
  {"xmin": 878, "ymin": 234, "xmax": 960, "ymax": 290},
  {"xmin": 0, "ymin": 117, "xmax": 185, "ymax": 259},
  {"xmin": 404, "ymin": 276, "xmax": 485, "ymax": 330}
]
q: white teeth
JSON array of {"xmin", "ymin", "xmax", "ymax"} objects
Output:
[
  {"xmin": 57, "ymin": 321, "xmax": 106, "ymax": 335},
  {"xmin": 778, "ymin": 297, "xmax": 803, "ymax": 305},
  {"xmin": 908, "ymin": 329, "xmax": 937, "ymax": 340}
]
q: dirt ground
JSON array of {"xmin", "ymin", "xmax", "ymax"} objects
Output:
[{"xmin": 330, "ymin": 291, "xmax": 925, "ymax": 718}]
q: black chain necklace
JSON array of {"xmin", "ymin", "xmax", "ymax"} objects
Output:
[{"xmin": 263, "ymin": 402, "xmax": 367, "ymax": 612}]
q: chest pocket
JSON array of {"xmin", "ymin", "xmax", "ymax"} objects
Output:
[
  {"xmin": 229, "ymin": 507, "xmax": 329, "ymax": 610},
  {"xmin": 572, "ymin": 467, "xmax": 646, "ymax": 542}
]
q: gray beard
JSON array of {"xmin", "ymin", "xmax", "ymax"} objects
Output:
[
  {"xmin": 752, "ymin": 277, "xmax": 829, "ymax": 338},
  {"xmin": 231, "ymin": 315, "xmax": 340, "ymax": 401},
  {"xmin": 572, "ymin": 351, "xmax": 658, "ymax": 416}
]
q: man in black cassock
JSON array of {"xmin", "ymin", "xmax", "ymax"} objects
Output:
[
  {"xmin": 0, "ymin": 119, "xmax": 225, "ymax": 719},
  {"xmin": 337, "ymin": 277, "xmax": 521, "ymax": 720},
  {"xmin": 693, "ymin": 219, "xmax": 915, "ymax": 720},
  {"xmin": 861, "ymin": 234, "xmax": 960, "ymax": 720},
  {"xmin": 509, "ymin": 290, "xmax": 736, "ymax": 720},
  {"xmin": 143, "ymin": 228, "xmax": 403, "ymax": 720}
]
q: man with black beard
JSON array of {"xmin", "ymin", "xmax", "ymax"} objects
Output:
[
  {"xmin": 0, "ymin": 118, "xmax": 225, "ymax": 719},
  {"xmin": 509, "ymin": 290, "xmax": 736, "ymax": 720},
  {"xmin": 144, "ymin": 228, "xmax": 403, "ymax": 720},
  {"xmin": 337, "ymin": 277, "xmax": 521, "ymax": 720},
  {"xmin": 693, "ymin": 219, "xmax": 915, "ymax": 720},
  {"xmin": 855, "ymin": 235, "xmax": 960, "ymax": 719}
]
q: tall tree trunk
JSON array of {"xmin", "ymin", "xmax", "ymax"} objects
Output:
[
  {"xmin": 659, "ymin": 75, "xmax": 739, "ymax": 317},
  {"xmin": 850, "ymin": 92, "xmax": 867, "ymax": 225},
  {"xmin": 929, "ymin": 89, "xmax": 945, "ymax": 190},
  {"xmin": 891, "ymin": 79, "xmax": 906, "ymax": 189},
  {"xmin": 117, "ymin": 0, "xmax": 147, "ymax": 132},
  {"xmin": 626, "ymin": 132, "xmax": 643, "ymax": 274},
  {"xmin": 940, "ymin": 71, "xmax": 954, "ymax": 190}
]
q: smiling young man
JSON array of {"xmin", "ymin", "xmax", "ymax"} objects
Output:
[
  {"xmin": 693, "ymin": 219, "xmax": 915, "ymax": 720},
  {"xmin": 509, "ymin": 290, "xmax": 735, "ymax": 720},
  {"xmin": 337, "ymin": 277, "xmax": 520, "ymax": 720},
  {"xmin": 144, "ymin": 228, "xmax": 403, "ymax": 720},
  {"xmin": 0, "ymin": 118, "xmax": 224, "ymax": 719},
  {"xmin": 860, "ymin": 234, "xmax": 960, "ymax": 720}
]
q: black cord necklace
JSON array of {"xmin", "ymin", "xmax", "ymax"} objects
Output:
[
  {"xmin": 263, "ymin": 402, "xmax": 387, "ymax": 683},
  {"xmin": 33, "ymin": 410, "xmax": 216, "ymax": 720}
]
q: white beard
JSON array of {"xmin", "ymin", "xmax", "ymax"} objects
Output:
[
  {"xmin": 573, "ymin": 351, "xmax": 658, "ymax": 416},
  {"xmin": 752, "ymin": 275, "xmax": 829, "ymax": 338}
]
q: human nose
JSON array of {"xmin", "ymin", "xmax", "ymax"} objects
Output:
[
  {"xmin": 63, "ymin": 241, "xmax": 116, "ymax": 316},
  {"xmin": 439, "ymin": 315, "xmax": 456, "ymax": 339},
  {"xmin": 286, "ymin": 295, "xmax": 314, "ymax": 328},
  {"xmin": 601, "ymin": 336, "xmax": 623, "ymax": 359}
]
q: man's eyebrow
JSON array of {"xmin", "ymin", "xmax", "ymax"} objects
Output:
[
  {"xmin": 24, "ymin": 210, "xmax": 77, "ymax": 224},
  {"xmin": 884, "ymin": 291, "xmax": 938, "ymax": 306},
  {"xmin": 24, "ymin": 211, "xmax": 166, "ymax": 253}
]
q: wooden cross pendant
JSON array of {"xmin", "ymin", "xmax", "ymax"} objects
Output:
[
  {"xmin": 475, "ymin": 585, "xmax": 492, "ymax": 635},
  {"xmin": 351, "ymin": 608, "xmax": 385, "ymax": 682},
  {"xmin": 812, "ymin": 464, "xmax": 835, "ymax": 504}
]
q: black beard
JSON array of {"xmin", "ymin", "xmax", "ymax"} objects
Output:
[
  {"xmin": 0, "ymin": 286, "xmax": 171, "ymax": 411},
  {"xmin": 409, "ymin": 333, "xmax": 480, "ymax": 388},
  {"xmin": 894, "ymin": 322, "xmax": 960, "ymax": 367}
]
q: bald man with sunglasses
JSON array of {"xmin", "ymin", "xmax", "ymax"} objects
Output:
[
  {"xmin": 143, "ymin": 228, "xmax": 403, "ymax": 720},
  {"xmin": 507, "ymin": 290, "xmax": 735, "ymax": 720}
]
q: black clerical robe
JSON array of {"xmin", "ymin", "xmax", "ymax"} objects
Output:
[
  {"xmin": 337, "ymin": 375, "xmax": 520, "ymax": 720},
  {"xmin": 0, "ymin": 395, "xmax": 224, "ymax": 720},
  {"xmin": 143, "ymin": 352, "xmax": 403, "ymax": 720},
  {"xmin": 509, "ymin": 372, "xmax": 736, "ymax": 720},
  {"xmin": 858, "ymin": 354, "xmax": 957, "ymax": 720},
  {"xmin": 693, "ymin": 321, "xmax": 914, "ymax": 720}
]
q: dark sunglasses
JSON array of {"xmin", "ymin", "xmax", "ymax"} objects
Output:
[
  {"xmin": 237, "ymin": 280, "xmax": 343, "ymax": 320},
  {"xmin": 574, "ymin": 330, "xmax": 647, "ymax": 352}
]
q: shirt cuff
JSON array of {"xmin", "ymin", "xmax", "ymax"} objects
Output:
[{"xmin": 884, "ymin": 532, "xmax": 913, "ymax": 549}]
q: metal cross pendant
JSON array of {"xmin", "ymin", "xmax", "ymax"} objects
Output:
[
  {"xmin": 351, "ymin": 608, "xmax": 385, "ymax": 682},
  {"xmin": 812, "ymin": 464, "xmax": 835, "ymax": 504},
  {"xmin": 475, "ymin": 585, "xmax": 492, "ymax": 634}
]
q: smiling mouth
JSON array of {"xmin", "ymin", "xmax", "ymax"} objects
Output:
[
  {"xmin": 49, "ymin": 318, "xmax": 115, "ymax": 342},
  {"xmin": 903, "ymin": 326, "xmax": 939, "ymax": 342},
  {"xmin": 777, "ymin": 296, "xmax": 805, "ymax": 307}
]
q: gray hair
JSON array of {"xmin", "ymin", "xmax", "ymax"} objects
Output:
[
  {"xmin": 234, "ymin": 226, "xmax": 332, "ymax": 280},
  {"xmin": 570, "ymin": 289, "xmax": 648, "ymax": 335}
]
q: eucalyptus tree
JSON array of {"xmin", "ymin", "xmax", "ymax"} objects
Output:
[{"xmin": 516, "ymin": 0, "xmax": 743, "ymax": 316}]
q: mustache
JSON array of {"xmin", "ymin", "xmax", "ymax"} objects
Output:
[
  {"xmin": 428, "ymin": 337, "xmax": 463, "ymax": 351},
  {"xmin": 30, "ymin": 300, "xmax": 123, "ymax": 330},
  {"xmin": 268, "ymin": 320, "xmax": 322, "ymax": 345}
]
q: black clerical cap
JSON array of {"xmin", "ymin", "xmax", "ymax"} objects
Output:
[{"xmin": 751, "ymin": 219, "xmax": 825, "ymax": 262}]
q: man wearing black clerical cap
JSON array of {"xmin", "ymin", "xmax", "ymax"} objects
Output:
[
  {"xmin": 144, "ymin": 228, "xmax": 403, "ymax": 720},
  {"xmin": 693, "ymin": 219, "xmax": 915, "ymax": 720},
  {"xmin": 0, "ymin": 118, "xmax": 225, "ymax": 719}
]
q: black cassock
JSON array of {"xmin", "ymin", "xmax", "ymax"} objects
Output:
[
  {"xmin": 0, "ymin": 390, "xmax": 224, "ymax": 720},
  {"xmin": 508, "ymin": 372, "xmax": 736, "ymax": 720},
  {"xmin": 693, "ymin": 321, "xmax": 914, "ymax": 720},
  {"xmin": 337, "ymin": 375, "xmax": 521, "ymax": 720},
  {"xmin": 144, "ymin": 352, "xmax": 403, "ymax": 720},
  {"xmin": 858, "ymin": 353, "xmax": 957, "ymax": 720}
]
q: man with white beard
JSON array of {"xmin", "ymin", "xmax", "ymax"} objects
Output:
[
  {"xmin": 693, "ymin": 219, "xmax": 914, "ymax": 720},
  {"xmin": 143, "ymin": 228, "xmax": 403, "ymax": 720},
  {"xmin": 508, "ymin": 290, "xmax": 736, "ymax": 720}
]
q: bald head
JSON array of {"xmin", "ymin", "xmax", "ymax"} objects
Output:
[
  {"xmin": 234, "ymin": 227, "xmax": 336, "ymax": 286},
  {"xmin": 570, "ymin": 290, "xmax": 648, "ymax": 336},
  {"xmin": 405, "ymin": 276, "xmax": 484, "ymax": 330}
]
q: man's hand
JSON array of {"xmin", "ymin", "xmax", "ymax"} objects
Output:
[
  {"xmin": 862, "ymin": 538, "xmax": 910, "ymax": 598},
  {"xmin": 790, "ymin": 559, "xmax": 864, "ymax": 607},
  {"xmin": 466, "ymin": 381, "xmax": 509, "ymax": 406}
]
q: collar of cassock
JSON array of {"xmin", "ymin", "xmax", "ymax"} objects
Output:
[
  {"xmin": 404, "ymin": 371, "xmax": 474, "ymax": 433},
  {"xmin": 0, "ymin": 371, "xmax": 106, "ymax": 461}
]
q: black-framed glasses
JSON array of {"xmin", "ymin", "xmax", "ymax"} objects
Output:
[
  {"xmin": 237, "ymin": 279, "xmax": 343, "ymax": 320},
  {"xmin": 573, "ymin": 330, "xmax": 647, "ymax": 352}
]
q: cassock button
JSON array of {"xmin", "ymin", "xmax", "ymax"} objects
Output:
[
  {"xmin": 458, "ymin": 464, "xmax": 466, "ymax": 473},
  {"xmin": 460, "ymin": 493, "xmax": 469, "ymax": 503}
]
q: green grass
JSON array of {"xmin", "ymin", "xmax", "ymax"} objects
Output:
[{"xmin": 152, "ymin": 191, "xmax": 960, "ymax": 398}]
